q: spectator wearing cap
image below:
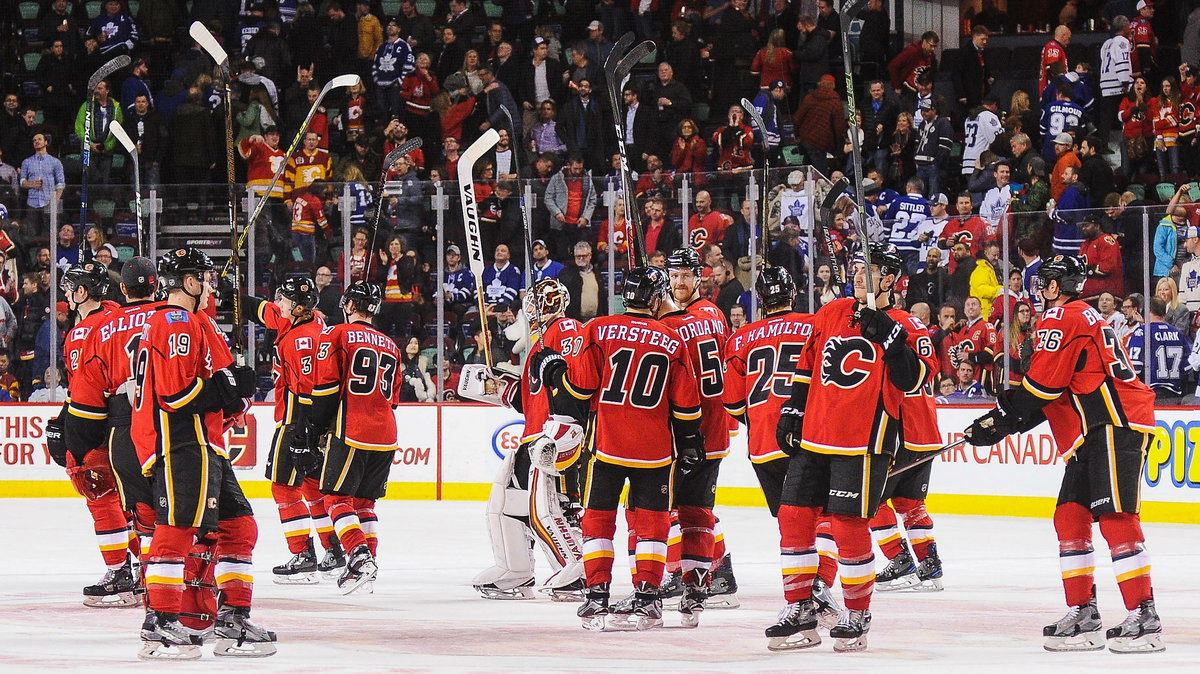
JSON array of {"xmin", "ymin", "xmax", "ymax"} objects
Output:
[
  {"xmin": 751, "ymin": 29, "xmax": 795, "ymax": 91},
  {"xmin": 793, "ymin": 75, "xmax": 846, "ymax": 176},
  {"xmin": 913, "ymin": 99, "xmax": 952, "ymax": 198},
  {"xmin": 558, "ymin": 241, "xmax": 607, "ymax": 322},
  {"xmin": 792, "ymin": 15, "xmax": 830, "ymax": 96},
  {"xmin": 442, "ymin": 244, "xmax": 477, "ymax": 316},
  {"xmin": 517, "ymin": 36, "xmax": 565, "ymax": 131},
  {"xmin": 530, "ymin": 240, "xmax": 564, "ymax": 281},
  {"xmin": 1049, "ymin": 132, "xmax": 1081, "ymax": 199},
  {"xmin": 1049, "ymin": 164, "xmax": 1090, "ymax": 255},
  {"xmin": 1131, "ymin": 1, "xmax": 1157, "ymax": 79},
  {"xmin": 748, "ymin": 80, "xmax": 790, "ymax": 159},
  {"xmin": 1079, "ymin": 214, "xmax": 1126, "ymax": 299}
]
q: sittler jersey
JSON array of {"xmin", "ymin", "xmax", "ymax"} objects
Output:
[
  {"xmin": 792, "ymin": 298, "xmax": 936, "ymax": 455},
  {"xmin": 564, "ymin": 314, "xmax": 701, "ymax": 468},
  {"xmin": 249, "ymin": 298, "xmax": 326, "ymax": 425},
  {"xmin": 131, "ymin": 307, "xmax": 236, "ymax": 474},
  {"xmin": 521, "ymin": 316, "xmax": 583, "ymax": 442},
  {"xmin": 660, "ymin": 299, "xmax": 733, "ymax": 459},
  {"xmin": 723, "ymin": 311, "xmax": 814, "ymax": 463},
  {"xmin": 1020, "ymin": 300, "xmax": 1156, "ymax": 457},
  {"xmin": 67, "ymin": 300, "xmax": 163, "ymax": 428},
  {"xmin": 310, "ymin": 322, "xmax": 401, "ymax": 451}
]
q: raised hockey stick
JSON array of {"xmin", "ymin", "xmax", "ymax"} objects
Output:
[
  {"xmin": 604, "ymin": 34, "xmax": 656, "ymax": 266},
  {"xmin": 888, "ymin": 439, "xmax": 968, "ymax": 478},
  {"xmin": 740, "ymin": 99, "xmax": 774, "ymax": 255},
  {"xmin": 839, "ymin": 0, "xmax": 874, "ymax": 309},
  {"xmin": 459, "ymin": 129, "xmax": 502, "ymax": 369},
  {"xmin": 817, "ymin": 176, "xmax": 851, "ymax": 288},
  {"xmin": 367, "ymin": 138, "xmax": 424, "ymax": 261},
  {"xmin": 497, "ymin": 105, "xmax": 542, "ymax": 336},
  {"xmin": 107, "ymin": 121, "xmax": 143, "ymax": 256},
  {"xmin": 79, "ymin": 54, "xmax": 131, "ymax": 256}
]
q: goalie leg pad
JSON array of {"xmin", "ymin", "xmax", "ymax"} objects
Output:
[
  {"xmin": 529, "ymin": 464, "xmax": 584, "ymax": 573},
  {"xmin": 472, "ymin": 449, "xmax": 536, "ymax": 595}
]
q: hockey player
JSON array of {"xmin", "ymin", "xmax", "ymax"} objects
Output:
[
  {"xmin": 64, "ymin": 258, "xmax": 162, "ymax": 610},
  {"xmin": 965, "ymin": 255, "xmax": 1163, "ymax": 654},
  {"xmin": 46, "ymin": 261, "xmax": 134, "ymax": 607},
  {"xmin": 243, "ymin": 277, "xmax": 345, "ymax": 584},
  {"xmin": 772, "ymin": 243, "xmax": 934, "ymax": 652},
  {"xmin": 458, "ymin": 278, "xmax": 586, "ymax": 600},
  {"xmin": 308, "ymin": 281, "xmax": 400, "ymax": 595},
  {"xmin": 536, "ymin": 266, "xmax": 703, "ymax": 631},
  {"xmin": 132, "ymin": 248, "xmax": 275, "ymax": 659}
]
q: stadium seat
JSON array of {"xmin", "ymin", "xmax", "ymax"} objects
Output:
[
  {"xmin": 781, "ymin": 145, "xmax": 806, "ymax": 166},
  {"xmin": 416, "ymin": 0, "xmax": 436, "ymax": 16},
  {"xmin": 23, "ymin": 52, "xmax": 42, "ymax": 72},
  {"xmin": 1155, "ymin": 182, "xmax": 1177, "ymax": 203},
  {"xmin": 1126, "ymin": 183, "xmax": 1145, "ymax": 201},
  {"xmin": 485, "ymin": 2, "xmax": 502, "ymax": 18},
  {"xmin": 382, "ymin": 0, "xmax": 401, "ymax": 16},
  {"xmin": 85, "ymin": 1, "xmax": 102, "ymax": 19},
  {"xmin": 691, "ymin": 102, "xmax": 709, "ymax": 122},
  {"xmin": 94, "ymin": 199, "xmax": 116, "ymax": 219},
  {"xmin": 19, "ymin": 2, "xmax": 39, "ymax": 21},
  {"xmin": 129, "ymin": 0, "xmax": 140, "ymax": 15}
]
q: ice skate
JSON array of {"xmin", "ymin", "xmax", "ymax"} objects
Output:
[
  {"xmin": 212, "ymin": 606, "xmax": 278, "ymax": 657},
  {"xmin": 909, "ymin": 542, "xmax": 944, "ymax": 592},
  {"xmin": 707, "ymin": 554, "xmax": 740, "ymax": 608},
  {"xmin": 1042, "ymin": 599, "xmax": 1104, "ymax": 652},
  {"xmin": 875, "ymin": 544, "xmax": 919, "ymax": 592},
  {"xmin": 138, "ymin": 612, "xmax": 204, "ymax": 660},
  {"xmin": 542, "ymin": 577, "xmax": 585, "ymax": 602},
  {"xmin": 765, "ymin": 600, "xmax": 821, "ymax": 651},
  {"xmin": 577, "ymin": 583, "xmax": 610, "ymax": 631},
  {"xmin": 336, "ymin": 544, "xmax": 378, "ymax": 595},
  {"xmin": 1106, "ymin": 599, "xmax": 1165, "ymax": 654},
  {"xmin": 606, "ymin": 581, "xmax": 663, "ymax": 631},
  {"xmin": 830, "ymin": 609, "xmax": 871, "ymax": 652},
  {"xmin": 677, "ymin": 580, "xmax": 707, "ymax": 629},
  {"xmin": 272, "ymin": 539, "xmax": 319, "ymax": 585},
  {"xmin": 317, "ymin": 541, "xmax": 346, "ymax": 580},
  {"xmin": 811, "ymin": 576, "xmax": 844, "ymax": 630},
  {"xmin": 83, "ymin": 559, "xmax": 141, "ymax": 608},
  {"xmin": 657, "ymin": 569, "xmax": 683, "ymax": 608},
  {"xmin": 475, "ymin": 576, "xmax": 535, "ymax": 600}
]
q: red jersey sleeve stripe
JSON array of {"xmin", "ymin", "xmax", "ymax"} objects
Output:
[
  {"xmin": 67, "ymin": 401, "xmax": 109, "ymax": 420},
  {"xmin": 311, "ymin": 382, "xmax": 340, "ymax": 397},
  {"xmin": 162, "ymin": 379, "xmax": 204, "ymax": 410},
  {"xmin": 1022, "ymin": 375, "xmax": 1064, "ymax": 400}
]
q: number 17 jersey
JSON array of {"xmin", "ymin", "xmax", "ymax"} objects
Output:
[{"xmin": 311, "ymin": 322, "xmax": 401, "ymax": 451}]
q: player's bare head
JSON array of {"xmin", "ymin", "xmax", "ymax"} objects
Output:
[
  {"xmin": 158, "ymin": 248, "xmax": 215, "ymax": 312},
  {"xmin": 666, "ymin": 248, "xmax": 703, "ymax": 304},
  {"xmin": 341, "ymin": 281, "xmax": 382, "ymax": 319},
  {"xmin": 275, "ymin": 275, "xmax": 319, "ymax": 321}
]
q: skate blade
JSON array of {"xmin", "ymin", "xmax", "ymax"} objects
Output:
[
  {"xmin": 767, "ymin": 631, "xmax": 821, "ymax": 651},
  {"xmin": 580, "ymin": 614, "xmax": 609, "ymax": 631},
  {"xmin": 83, "ymin": 592, "xmax": 141, "ymax": 608},
  {"xmin": 543, "ymin": 589, "xmax": 584, "ymax": 602},
  {"xmin": 477, "ymin": 584, "xmax": 536, "ymax": 600},
  {"xmin": 1108, "ymin": 633, "xmax": 1165, "ymax": 654},
  {"xmin": 907, "ymin": 577, "xmax": 944, "ymax": 592},
  {"xmin": 138, "ymin": 641, "xmax": 202, "ymax": 660},
  {"xmin": 1043, "ymin": 632, "xmax": 1105, "ymax": 652},
  {"xmin": 678, "ymin": 612, "xmax": 700, "ymax": 629},
  {"xmin": 319, "ymin": 569, "xmax": 344, "ymax": 581},
  {"xmin": 817, "ymin": 609, "xmax": 840, "ymax": 631},
  {"xmin": 875, "ymin": 574, "xmax": 920, "ymax": 592},
  {"xmin": 603, "ymin": 614, "xmax": 662, "ymax": 631},
  {"xmin": 272, "ymin": 572, "xmax": 319, "ymax": 585},
  {"xmin": 338, "ymin": 564, "xmax": 378, "ymax": 596},
  {"xmin": 706, "ymin": 593, "xmax": 740, "ymax": 609},
  {"xmin": 833, "ymin": 635, "xmax": 868, "ymax": 652},
  {"xmin": 213, "ymin": 639, "xmax": 278, "ymax": 658}
]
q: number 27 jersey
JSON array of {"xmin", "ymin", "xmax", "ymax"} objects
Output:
[{"xmin": 311, "ymin": 322, "xmax": 401, "ymax": 451}]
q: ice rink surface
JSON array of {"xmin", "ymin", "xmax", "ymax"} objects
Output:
[{"xmin": 1, "ymin": 498, "xmax": 1196, "ymax": 673}]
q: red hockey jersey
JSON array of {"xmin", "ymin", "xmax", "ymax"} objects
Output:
[
  {"xmin": 285, "ymin": 147, "xmax": 332, "ymax": 196},
  {"xmin": 723, "ymin": 311, "xmax": 814, "ymax": 463},
  {"xmin": 62, "ymin": 303, "xmax": 118, "ymax": 375},
  {"xmin": 1079, "ymin": 233, "xmax": 1125, "ymax": 297},
  {"xmin": 948, "ymin": 317, "xmax": 998, "ymax": 389},
  {"xmin": 565, "ymin": 313, "xmax": 701, "ymax": 468},
  {"xmin": 521, "ymin": 316, "xmax": 583, "ymax": 441},
  {"xmin": 660, "ymin": 299, "xmax": 733, "ymax": 459},
  {"xmin": 311, "ymin": 321, "xmax": 400, "ymax": 451},
  {"xmin": 290, "ymin": 191, "xmax": 330, "ymax": 237},
  {"xmin": 67, "ymin": 300, "xmax": 162, "ymax": 421},
  {"xmin": 251, "ymin": 299, "xmax": 326, "ymax": 425},
  {"xmin": 238, "ymin": 137, "xmax": 287, "ymax": 197}
]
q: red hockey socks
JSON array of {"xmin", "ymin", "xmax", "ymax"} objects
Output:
[
  {"xmin": 215, "ymin": 515, "xmax": 257, "ymax": 608},
  {"xmin": 145, "ymin": 524, "xmax": 195, "ymax": 615},
  {"xmin": 664, "ymin": 510, "xmax": 682, "ymax": 575},
  {"xmin": 1099, "ymin": 512, "xmax": 1153, "ymax": 610},
  {"xmin": 1054, "ymin": 502, "xmax": 1096, "ymax": 607},
  {"xmin": 302, "ymin": 478, "xmax": 338, "ymax": 550},
  {"xmin": 354, "ymin": 498, "xmax": 379, "ymax": 556},
  {"xmin": 815, "ymin": 515, "xmax": 838, "ymax": 586},
  {"xmin": 271, "ymin": 482, "xmax": 312, "ymax": 554},
  {"xmin": 893, "ymin": 497, "xmax": 936, "ymax": 561},
  {"xmin": 868, "ymin": 502, "xmax": 904, "ymax": 560},
  {"xmin": 180, "ymin": 536, "xmax": 216, "ymax": 632},
  {"xmin": 325, "ymin": 494, "xmax": 366, "ymax": 553},
  {"xmin": 632, "ymin": 509, "xmax": 669, "ymax": 588},
  {"xmin": 582, "ymin": 508, "xmax": 618, "ymax": 586},
  {"xmin": 712, "ymin": 517, "xmax": 728, "ymax": 567},
  {"xmin": 831, "ymin": 514, "xmax": 874, "ymax": 611},
  {"xmin": 678, "ymin": 505, "xmax": 715, "ymax": 585},
  {"xmin": 778, "ymin": 504, "xmax": 819, "ymax": 603}
]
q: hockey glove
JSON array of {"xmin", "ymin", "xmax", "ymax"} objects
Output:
[
  {"xmin": 530, "ymin": 347, "xmax": 568, "ymax": 388},
  {"xmin": 775, "ymin": 405, "xmax": 804, "ymax": 456},
  {"xmin": 968, "ymin": 350, "xmax": 992, "ymax": 366},
  {"xmin": 208, "ymin": 365, "xmax": 257, "ymax": 415},
  {"xmin": 46, "ymin": 416, "xmax": 67, "ymax": 467},
  {"xmin": 857, "ymin": 306, "xmax": 908, "ymax": 357},
  {"xmin": 964, "ymin": 407, "xmax": 1012, "ymax": 446},
  {"xmin": 288, "ymin": 425, "xmax": 321, "ymax": 473},
  {"xmin": 675, "ymin": 431, "xmax": 705, "ymax": 474}
]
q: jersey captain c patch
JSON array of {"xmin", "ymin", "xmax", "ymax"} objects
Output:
[{"xmin": 820, "ymin": 336, "xmax": 877, "ymax": 389}]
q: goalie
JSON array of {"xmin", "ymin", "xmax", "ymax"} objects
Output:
[{"xmin": 457, "ymin": 278, "xmax": 587, "ymax": 600}]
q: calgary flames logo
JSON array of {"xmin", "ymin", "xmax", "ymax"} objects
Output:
[{"xmin": 820, "ymin": 336, "xmax": 877, "ymax": 389}]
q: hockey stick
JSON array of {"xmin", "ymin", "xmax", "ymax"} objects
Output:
[
  {"xmin": 496, "ymin": 105, "xmax": 543, "ymax": 339},
  {"xmin": 79, "ymin": 54, "xmax": 131, "ymax": 256},
  {"xmin": 740, "ymin": 99, "xmax": 774, "ymax": 291},
  {"xmin": 604, "ymin": 34, "xmax": 656, "ymax": 266},
  {"xmin": 817, "ymin": 176, "xmax": 851, "ymax": 288},
  {"xmin": 839, "ymin": 0, "xmax": 874, "ymax": 309},
  {"xmin": 367, "ymin": 138, "xmax": 425, "ymax": 263},
  {"xmin": 459, "ymin": 129, "xmax": 502, "ymax": 369},
  {"xmin": 108, "ymin": 121, "xmax": 142, "ymax": 257},
  {"xmin": 888, "ymin": 439, "xmax": 968, "ymax": 477}
]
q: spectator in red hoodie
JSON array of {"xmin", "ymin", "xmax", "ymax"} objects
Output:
[{"xmin": 887, "ymin": 30, "xmax": 939, "ymax": 95}]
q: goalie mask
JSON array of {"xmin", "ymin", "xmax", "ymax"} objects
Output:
[{"xmin": 527, "ymin": 278, "xmax": 570, "ymax": 330}]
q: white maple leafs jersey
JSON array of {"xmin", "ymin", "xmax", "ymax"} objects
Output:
[
  {"xmin": 961, "ymin": 109, "xmax": 1003, "ymax": 175},
  {"xmin": 1100, "ymin": 34, "xmax": 1133, "ymax": 97}
]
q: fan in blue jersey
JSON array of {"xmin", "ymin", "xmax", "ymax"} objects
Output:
[
  {"xmin": 884, "ymin": 177, "xmax": 932, "ymax": 274},
  {"xmin": 1040, "ymin": 84, "xmax": 1086, "ymax": 161},
  {"xmin": 1126, "ymin": 297, "xmax": 1193, "ymax": 400}
]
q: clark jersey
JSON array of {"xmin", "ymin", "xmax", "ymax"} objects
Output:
[
  {"xmin": 131, "ymin": 307, "xmax": 236, "ymax": 474},
  {"xmin": 67, "ymin": 300, "xmax": 162, "ymax": 425},
  {"xmin": 249, "ymin": 298, "xmax": 326, "ymax": 425},
  {"xmin": 521, "ymin": 316, "xmax": 583, "ymax": 442},
  {"xmin": 723, "ymin": 311, "xmax": 814, "ymax": 463},
  {"xmin": 660, "ymin": 299, "xmax": 733, "ymax": 459},
  {"xmin": 1126, "ymin": 321, "xmax": 1192, "ymax": 396},
  {"xmin": 792, "ymin": 299, "xmax": 936, "ymax": 456},
  {"xmin": 311, "ymin": 322, "xmax": 400, "ymax": 451},
  {"xmin": 1022, "ymin": 300, "xmax": 1156, "ymax": 457},
  {"xmin": 564, "ymin": 313, "xmax": 701, "ymax": 468}
]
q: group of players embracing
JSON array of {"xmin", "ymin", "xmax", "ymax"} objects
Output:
[{"xmin": 461, "ymin": 245, "xmax": 1166, "ymax": 655}]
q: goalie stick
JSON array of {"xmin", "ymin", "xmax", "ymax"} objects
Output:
[
  {"xmin": 458, "ymin": 129, "xmax": 502, "ymax": 369},
  {"xmin": 107, "ymin": 121, "xmax": 143, "ymax": 256},
  {"xmin": 604, "ymin": 34, "xmax": 656, "ymax": 266},
  {"xmin": 497, "ymin": 106, "xmax": 542, "ymax": 341},
  {"xmin": 839, "ymin": 0, "xmax": 875, "ymax": 308},
  {"xmin": 367, "ymin": 138, "xmax": 425, "ymax": 261},
  {"xmin": 79, "ymin": 55, "xmax": 131, "ymax": 257}
]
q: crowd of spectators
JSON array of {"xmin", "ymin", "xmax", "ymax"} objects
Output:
[{"xmin": 3, "ymin": 0, "xmax": 1200, "ymax": 403}]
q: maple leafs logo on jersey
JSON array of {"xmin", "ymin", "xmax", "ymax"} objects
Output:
[{"xmin": 819, "ymin": 336, "xmax": 877, "ymax": 389}]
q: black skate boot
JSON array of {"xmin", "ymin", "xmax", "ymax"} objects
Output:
[
  {"xmin": 765, "ymin": 600, "xmax": 821, "ymax": 651},
  {"xmin": 212, "ymin": 606, "xmax": 278, "ymax": 657},
  {"xmin": 272, "ymin": 539, "xmax": 319, "ymax": 585},
  {"xmin": 707, "ymin": 554, "xmax": 740, "ymax": 608},
  {"xmin": 544, "ymin": 576, "xmax": 585, "ymax": 602},
  {"xmin": 875, "ymin": 542, "xmax": 918, "ymax": 591},
  {"xmin": 811, "ymin": 576, "xmax": 844, "ymax": 630},
  {"xmin": 678, "ymin": 570, "xmax": 708, "ymax": 628},
  {"xmin": 608, "ymin": 581, "xmax": 664, "ymax": 631},
  {"xmin": 336, "ymin": 544, "xmax": 378, "ymax": 596},
  {"xmin": 1106, "ymin": 599, "xmax": 1164, "ymax": 653},
  {"xmin": 138, "ymin": 611, "xmax": 204, "ymax": 660},
  {"xmin": 83, "ymin": 558, "xmax": 141, "ymax": 608},
  {"xmin": 912, "ymin": 542, "xmax": 944, "ymax": 592},
  {"xmin": 830, "ymin": 609, "xmax": 872, "ymax": 652},
  {"xmin": 317, "ymin": 539, "xmax": 347, "ymax": 580},
  {"xmin": 1042, "ymin": 598, "xmax": 1104, "ymax": 652},
  {"xmin": 657, "ymin": 569, "xmax": 683, "ymax": 608},
  {"xmin": 578, "ymin": 583, "xmax": 610, "ymax": 631}
]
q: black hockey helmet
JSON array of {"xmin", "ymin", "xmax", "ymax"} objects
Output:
[
  {"xmin": 60, "ymin": 261, "xmax": 110, "ymax": 299},
  {"xmin": 856, "ymin": 241, "xmax": 905, "ymax": 279},
  {"xmin": 276, "ymin": 275, "xmax": 319, "ymax": 310},
  {"xmin": 157, "ymin": 248, "xmax": 215, "ymax": 291},
  {"xmin": 755, "ymin": 265, "xmax": 796, "ymax": 310},
  {"xmin": 665, "ymin": 247, "xmax": 703, "ymax": 276},
  {"xmin": 622, "ymin": 266, "xmax": 668, "ymax": 309},
  {"xmin": 1034, "ymin": 255, "xmax": 1087, "ymax": 296},
  {"xmin": 341, "ymin": 281, "xmax": 383, "ymax": 315}
]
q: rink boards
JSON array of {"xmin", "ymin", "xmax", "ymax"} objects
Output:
[{"xmin": 0, "ymin": 403, "xmax": 1196, "ymax": 523}]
